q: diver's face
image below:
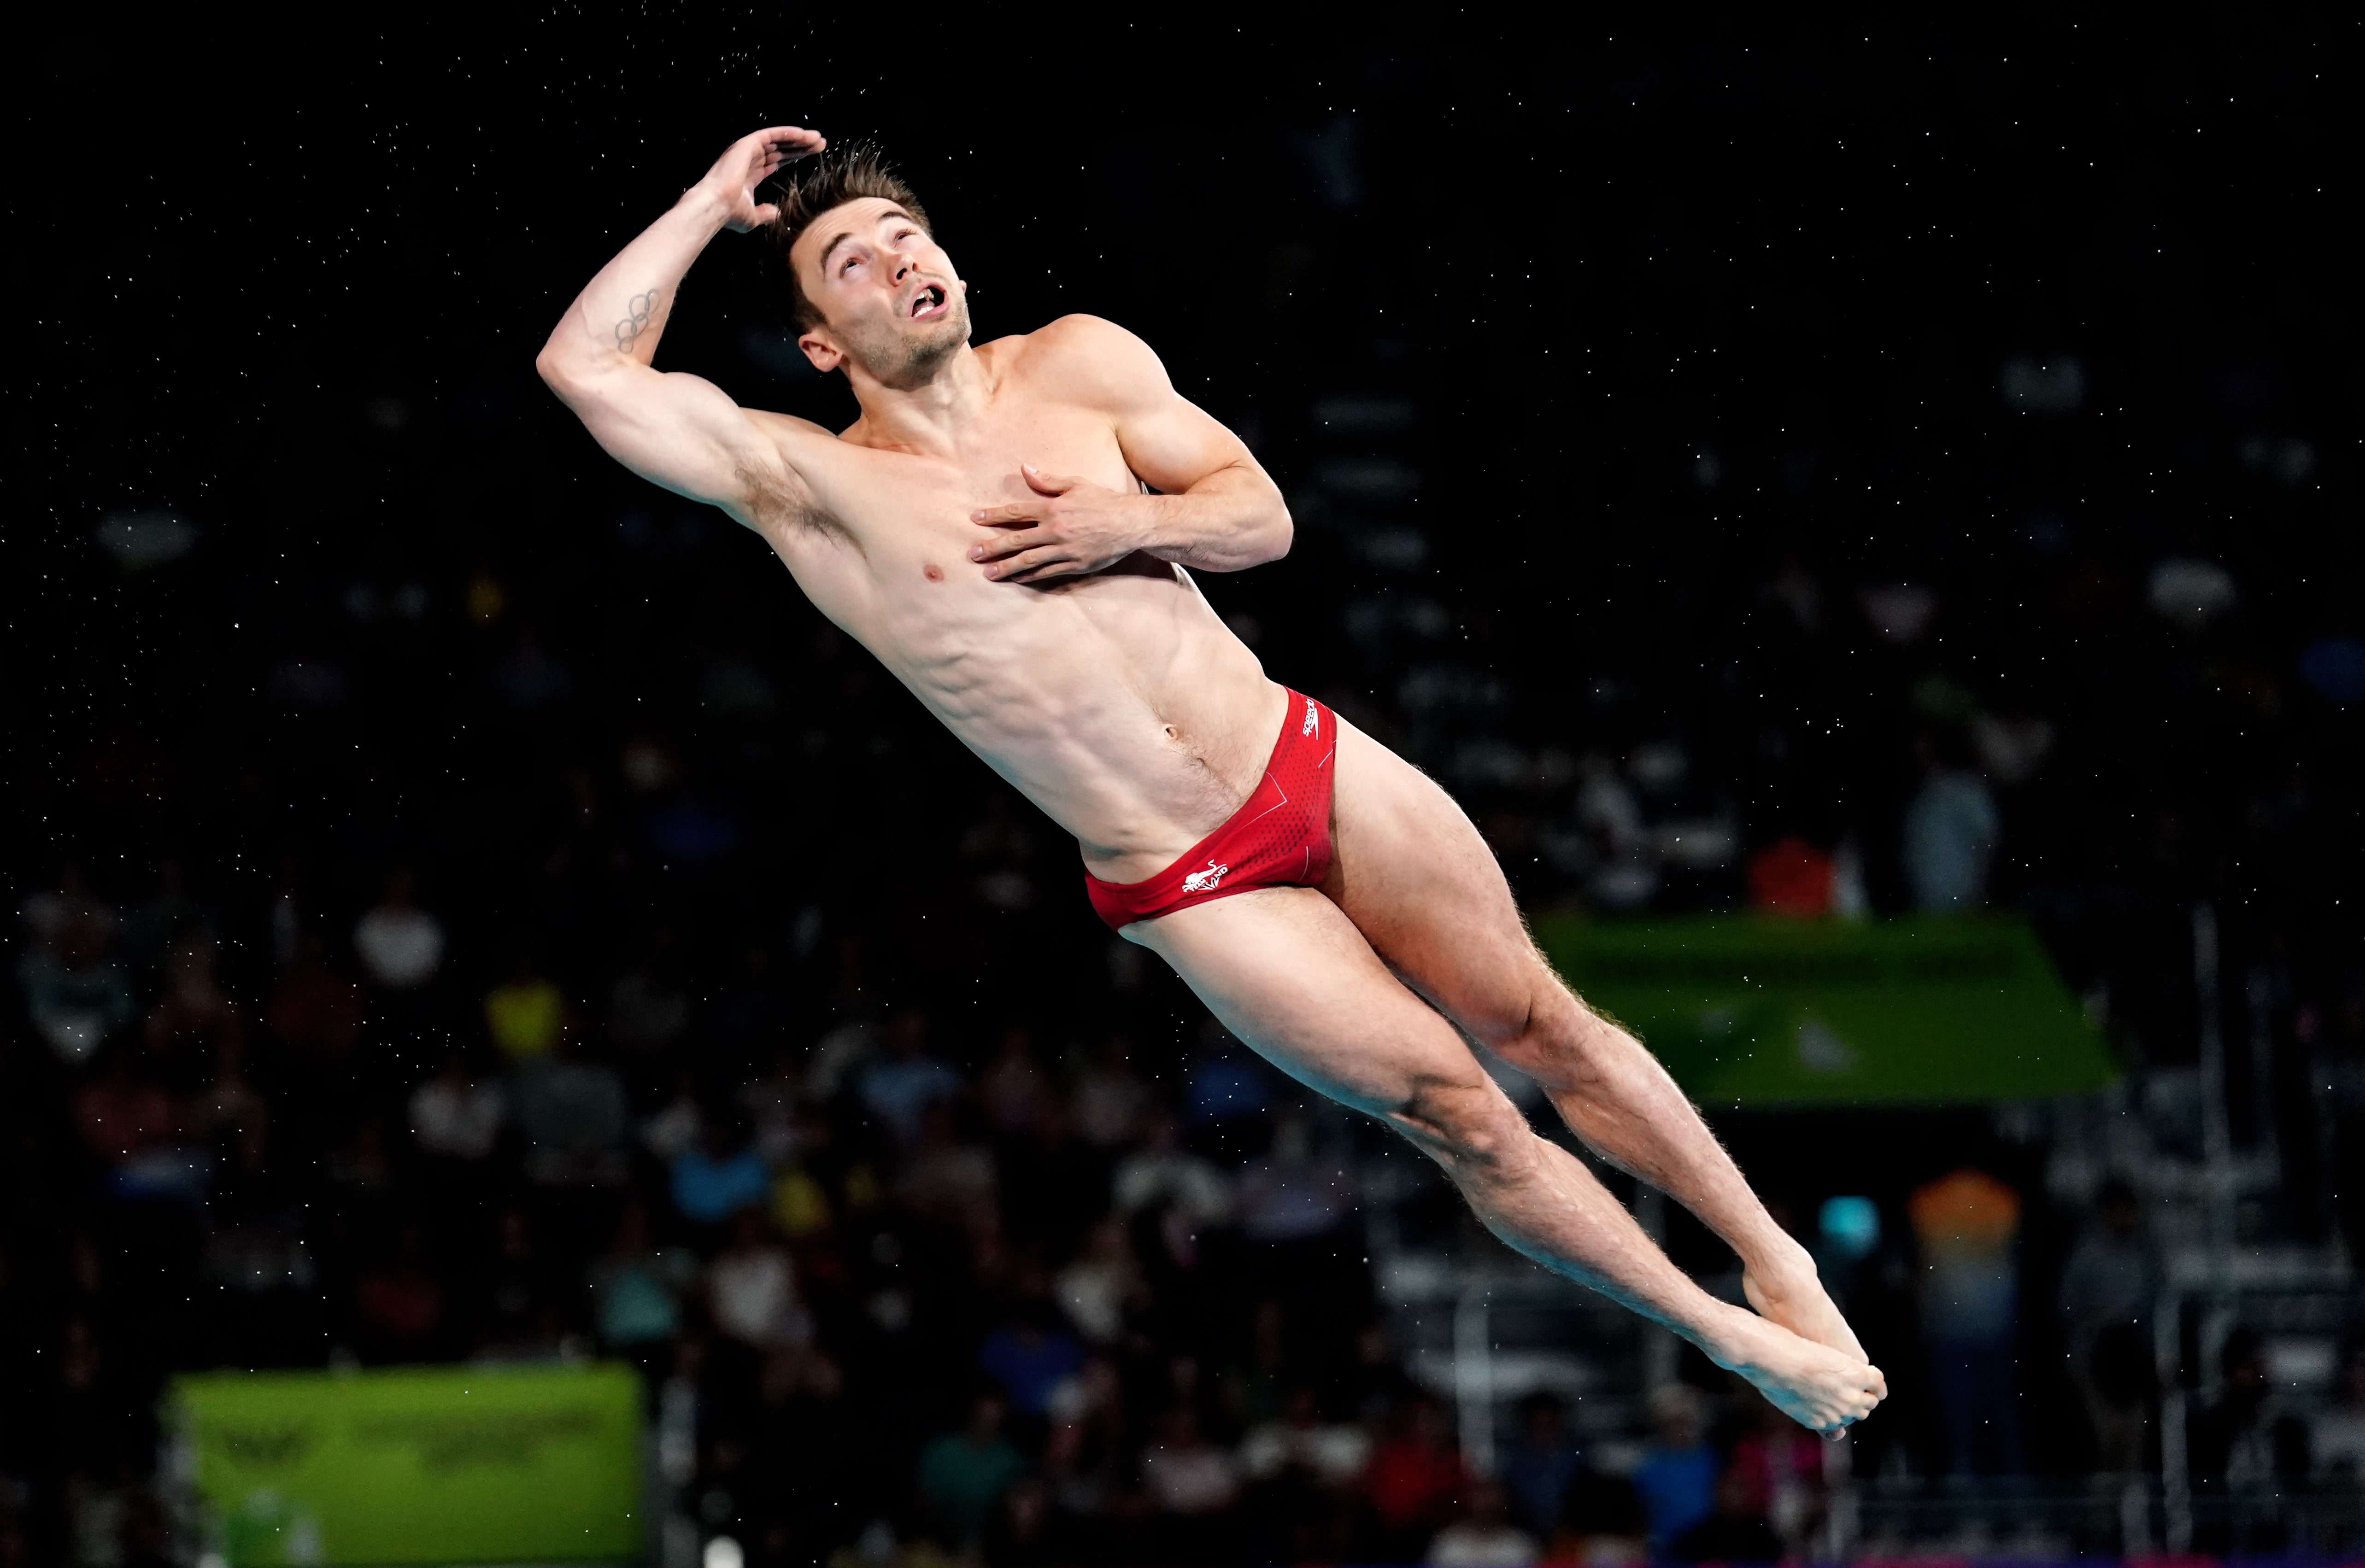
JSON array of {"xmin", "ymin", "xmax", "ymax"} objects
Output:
[{"xmin": 794, "ymin": 197, "xmax": 969, "ymax": 384}]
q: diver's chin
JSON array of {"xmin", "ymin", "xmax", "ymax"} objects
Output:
[{"xmin": 893, "ymin": 310, "xmax": 970, "ymax": 380}]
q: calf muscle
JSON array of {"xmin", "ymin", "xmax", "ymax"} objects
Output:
[
  {"xmin": 1134, "ymin": 889, "xmax": 1748, "ymax": 1353},
  {"xmin": 1133, "ymin": 882, "xmax": 1884, "ymax": 1434}
]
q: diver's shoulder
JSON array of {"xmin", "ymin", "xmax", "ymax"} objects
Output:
[{"xmin": 997, "ymin": 316, "xmax": 1165, "ymax": 399}]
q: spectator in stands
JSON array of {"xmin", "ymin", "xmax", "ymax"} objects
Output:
[
  {"xmin": 1147, "ymin": 1403, "xmax": 1242, "ymax": 1513},
  {"xmin": 409, "ymin": 1048, "xmax": 506, "ymax": 1164},
  {"xmin": 1497, "ymin": 1391, "xmax": 1582, "ymax": 1538},
  {"xmin": 1631, "ymin": 1383, "xmax": 1717, "ymax": 1555},
  {"xmin": 1426, "ymin": 1478, "xmax": 1538, "ymax": 1567},
  {"xmin": 671, "ymin": 1106, "xmax": 770, "ymax": 1229},
  {"xmin": 20, "ymin": 906, "xmax": 133, "ymax": 1064},
  {"xmin": 352, "ymin": 869, "xmax": 444, "ymax": 989},
  {"xmin": 978, "ymin": 1302, "xmax": 1085, "ymax": 1423},
  {"xmin": 1043, "ymin": 1352, "xmax": 1129, "ymax": 1521},
  {"xmin": 1144, "ymin": 1405, "xmax": 1243, "ymax": 1562},
  {"xmin": 1746, "ymin": 836, "xmax": 1835, "ymax": 918},
  {"xmin": 640, "ymin": 1069, "xmax": 704, "ymax": 1162},
  {"xmin": 1727, "ymin": 1389, "xmax": 1825, "ymax": 1553},
  {"xmin": 510, "ymin": 1024, "xmax": 628, "ymax": 1186},
  {"xmin": 1364, "ymin": 1394, "xmax": 1470, "ymax": 1561},
  {"xmin": 1071, "ymin": 1034, "xmax": 1149, "ymax": 1149},
  {"xmin": 898, "ymin": 1100, "xmax": 998, "ymax": 1240},
  {"xmin": 1902, "ymin": 733, "xmax": 2001, "ymax": 912},
  {"xmin": 186, "ymin": 1034, "xmax": 269, "ymax": 1184},
  {"xmin": 1668, "ymin": 1465, "xmax": 1783, "ymax": 1563},
  {"xmin": 1235, "ymin": 1112, "xmax": 1354, "ymax": 1248},
  {"xmin": 980, "ymin": 1024, "xmax": 1056, "ymax": 1138},
  {"xmin": 608, "ymin": 926, "xmax": 690, "ymax": 1071},
  {"xmin": 72, "ymin": 1043, "xmax": 176, "ymax": 1177},
  {"xmin": 1554, "ymin": 1463, "xmax": 1650, "ymax": 1565},
  {"xmin": 917, "ymin": 1392, "xmax": 1025, "ymax": 1554},
  {"xmin": 999, "ymin": 1094, "xmax": 1105, "ymax": 1259},
  {"xmin": 1912, "ymin": 1166, "xmax": 2026, "ymax": 1474},
  {"xmin": 588, "ymin": 1200, "xmax": 693, "ymax": 1363},
  {"xmin": 142, "ymin": 935, "xmax": 241, "ymax": 1092},
  {"xmin": 707, "ymin": 1210, "xmax": 806, "ymax": 1349},
  {"xmin": 482, "ymin": 948, "xmax": 563, "ymax": 1061},
  {"xmin": 856, "ymin": 1009, "xmax": 961, "ymax": 1143},
  {"xmin": 2058, "ymin": 1177, "xmax": 2162, "ymax": 1476},
  {"xmin": 1113, "ymin": 1109, "xmax": 1234, "ymax": 1231},
  {"xmin": 1239, "ymin": 1386, "xmax": 1373, "ymax": 1491},
  {"xmin": 264, "ymin": 929, "xmax": 362, "ymax": 1059},
  {"xmin": 351, "ymin": 1222, "xmax": 447, "ymax": 1363}
]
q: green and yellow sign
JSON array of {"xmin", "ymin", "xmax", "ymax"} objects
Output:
[
  {"xmin": 1531, "ymin": 914, "xmax": 2117, "ymax": 1107},
  {"xmin": 172, "ymin": 1362, "xmax": 644, "ymax": 1566}
]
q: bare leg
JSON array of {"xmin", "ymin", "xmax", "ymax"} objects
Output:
[
  {"xmin": 1127, "ymin": 886, "xmax": 1883, "ymax": 1433},
  {"xmin": 1318, "ymin": 717, "xmax": 1870, "ymax": 1363}
]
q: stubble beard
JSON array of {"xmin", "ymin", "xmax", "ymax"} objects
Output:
[{"xmin": 854, "ymin": 293, "xmax": 971, "ymax": 389}]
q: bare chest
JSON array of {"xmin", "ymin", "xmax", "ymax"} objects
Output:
[{"xmin": 800, "ymin": 404, "xmax": 1139, "ymax": 583}]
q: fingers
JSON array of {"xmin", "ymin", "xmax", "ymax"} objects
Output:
[
  {"xmin": 971, "ymin": 529, "xmax": 1046, "ymax": 563},
  {"xmin": 985, "ymin": 548, "xmax": 1077, "ymax": 582},
  {"xmin": 748, "ymin": 126, "xmax": 826, "ymax": 152},
  {"xmin": 971, "ymin": 504, "xmax": 1043, "ymax": 528},
  {"xmin": 1021, "ymin": 463, "xmax": 1080, "ymax": 496}
]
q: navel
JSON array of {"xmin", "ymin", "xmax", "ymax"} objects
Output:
[{"xmin": 923, "ymin": 563, "xmax": 945, "ymax": 582}]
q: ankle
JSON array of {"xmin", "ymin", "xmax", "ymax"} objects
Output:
[{"xmin": 1741, "ymin": 1232, "xmax": 1817, "ymax": 1287}]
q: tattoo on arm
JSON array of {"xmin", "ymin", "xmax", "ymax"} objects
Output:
[{"xmin": 612, "ymin": 288, "xmax": 663, "ymax": 353}]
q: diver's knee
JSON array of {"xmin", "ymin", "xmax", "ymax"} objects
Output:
[{"xmin": 1392, "ymin": 1079, "xmax": 1532, "ymax": 1182}]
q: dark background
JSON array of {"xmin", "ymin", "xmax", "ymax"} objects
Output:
[{"xmin": 6, "ymin": 9, "xmax": 2359, "ymax": 1566}]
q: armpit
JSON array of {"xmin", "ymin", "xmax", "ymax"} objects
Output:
[{"xmin": 733, "ymin": 459, "xmax": 849, "ymax": 547}]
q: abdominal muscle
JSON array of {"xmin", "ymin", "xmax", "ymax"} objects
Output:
[{"xmin": 798, "ymin": 542, "xmax": 1287, "ymax": 884}]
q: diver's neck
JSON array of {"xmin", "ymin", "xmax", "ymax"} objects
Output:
[{"xmin": 847, "ymin": 342, "xmax": 995, "ymax": 456}]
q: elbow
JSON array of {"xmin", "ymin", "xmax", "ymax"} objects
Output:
[
  {"xmin": 534, "ymin": 343, "xmax": 575, "ymax": 396},
  {"xmin": 1257, "ymin": 502, "xmax": 1294, "ymax": 566}
]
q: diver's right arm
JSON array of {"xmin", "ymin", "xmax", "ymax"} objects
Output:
[{"xmin": 536, "ymin": 127, "xmax": 825, "ymax": 507}]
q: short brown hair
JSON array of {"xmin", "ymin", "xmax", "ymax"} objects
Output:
[{"xmin": 760, "ymin": 146, "xmax": 932, "ymax": 332}]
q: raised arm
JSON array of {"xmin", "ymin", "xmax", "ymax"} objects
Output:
[
  {"xmin": 969, "ymin": 316, "xmax": 1291, "ymax": 582},
  {"xmin": 536, "ymin": 128, "xmax": 827, "ymax": 514}
]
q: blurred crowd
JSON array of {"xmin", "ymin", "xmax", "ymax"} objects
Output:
[{"xmin": 0, "ymin": 866, "xmax": 1824, "ymax": 1567}]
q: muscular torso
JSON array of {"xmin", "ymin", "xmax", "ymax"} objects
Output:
[{"xmin": 736, "ymin": 333, "xmax": 1285, "ymax": 883}]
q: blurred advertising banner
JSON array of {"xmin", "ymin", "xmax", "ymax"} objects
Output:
[
  {"xmin": 1531, "ymin": 914, "xmax": 2116, "ymax": 1107},
  {"xmin": 170, "ymin": 1362, "xmax": 643, "ymax": 1566}
]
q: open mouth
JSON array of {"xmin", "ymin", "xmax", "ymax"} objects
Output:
[{"xmin": 909, "ymin": 283, "xmax": 949, "ymax": 320}]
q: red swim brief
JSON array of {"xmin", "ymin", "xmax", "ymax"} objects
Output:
[{"xmin": 1085, "ymin": 690, "xmax": 1338, "ymax": 930}]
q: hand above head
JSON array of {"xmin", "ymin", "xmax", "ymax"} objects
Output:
[
  {"xmin": 696, "ymin": 126, "xmax": 827, "ymax": 233},
  {"xmin": 969, "ymin": 464, "xmax": 1150, "ymax": 583}
]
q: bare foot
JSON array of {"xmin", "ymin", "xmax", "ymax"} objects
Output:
[
  {"xmin": 1743, "ymin": 1253, "xmax": 1868, "ymax": 1362},
  {"xmin": 1712, "ymin": 1310, "xmax": 1886, "ymax": 1434}
]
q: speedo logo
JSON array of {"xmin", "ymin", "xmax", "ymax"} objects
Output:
[
  {"xmin": 1301, "ymin": 697, "xmax": 1319, "ymax": 737},
  {"xmin": 1181, "ymin": 860, "xmax": 1229, "ymax": 894}
]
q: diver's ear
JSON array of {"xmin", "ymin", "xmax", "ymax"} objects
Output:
[{"xmin": 799, "ymin": 328, "xmax": 843, "ymax": 374}]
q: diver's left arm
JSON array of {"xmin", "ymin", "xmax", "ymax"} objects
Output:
[{"xmin": 968, "ymin": 316, "xmax": 1291, "ymax": 582}]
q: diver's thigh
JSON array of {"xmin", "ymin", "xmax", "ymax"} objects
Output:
[
  {"xmin": 1127, "ymin": 885, "xmax": 1490, "ymax": 1117},
  {"xmin": 1324, "ymin": 717, "xmax": 1569, "ymax": 1046}
]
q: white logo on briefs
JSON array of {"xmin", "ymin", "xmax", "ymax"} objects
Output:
[
  {"xmin": 1181, "ymin": 860, "xmax": 1229, "ymax": 894},
  {"xmin": 1301, "ymin": 697, "xmax": 1319, "ymax": 737}
]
